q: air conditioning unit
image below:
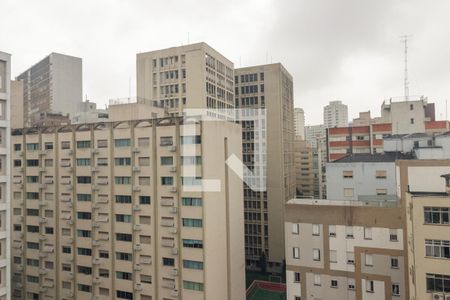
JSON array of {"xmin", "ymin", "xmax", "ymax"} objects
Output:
[
  {"xmin": 171, "ymin": 268, "xmax": 178, "ymax": 276},
  {"xmin": 133, "ymin": 205, "xmax": 141, "ymax": 211},
  {"xmin": 133, "ymin": 186, "xmax": 141, "ymax": 192},
  {"xmin": 170, "ymin": 227, "xmax": 178, "ymax": 234},
  {"xmin": 347, "ymin": 259, "xmax": 355, "ymax": 265},
  {"xmin": 171, "ymin": 248, "xmax": 179, "ymax": 255},
  {"xmin": 132, "ymin": 147, "xmax": 140, "ymax": 153},
  {"xmin": 170, "ymin": 207, "xmax": 178, "ymax": 214},
  {"xmin": 134, "ymin": 244, "xmax": 142, "ymax": 251},
  {"xmin": 134, "ymin": 283, "xmax": 143, "ymax": 291},
  {"xmin": 170, "ymin": 289, "xmax": 179, "ymax": 297},
  {"xmin": 132, "ymin": 166, "xmax": 141, "ymax": 172},
  {"xmin": 433, "ymin": 293, "xmax": 444, "ymax": 300},
  {"xmin": 134, "ymin": 264, "xmax": 142, "ymax": 271},
  {"xmin": 133, "ymin": 224, "xmax": 142, "ymax": 231},
  {"xmin": 92, "ymin": 240, "xmax": 101, "ymax": 246},
  {"xmin": 170, "ymin": 187, "xmax": 177, "ymax": 193}
]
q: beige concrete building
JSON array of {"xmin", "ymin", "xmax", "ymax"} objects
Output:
[
  {"xmin": 0, "ymin": 51, "xmax": 12, "ymax": 300},
  {"xmin": 137, "ymin": 43, "xmax": 235, "ymax": 119},
  {"xmin": 285, "ymin": 199, "xmax": 407, "ymax": 300},
  {"xmin": 294, "ymin": 108, "xmax": 305, "ymax": 139},
  {"xmin": 16, "ymin": 53, "xmax": 82, "ymax": 127},
  {"xmin": 235, "ymin": 63, "xmax": 295, "ymax": 269},
  {"xmin": 294, "ymin": 138, "xmax": 316, "ymax": 198},
  {"xmin": 10, "ymin": 80, "xmax": 24, "ymax": 129},
  {"xmin": 10, "ymin": 116, "xmax": 245, "ymax": 300}
]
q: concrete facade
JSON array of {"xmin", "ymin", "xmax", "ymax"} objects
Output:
[
  {"xmin": 136, "ymin": 43, "xmax": 234, "ymax": 119},
  {"xmin": 235, "ymin": 63, "xmax": 296, "ymax": 268},
  {"xmin": 381, "ymin": 98, "xmax": 429, "ymax": 135},
  {"xmin": 0, "ymin": 51, "xmax": 11, "ymax": 300},
  {"xmin": 16, "ymin": 53, "xmax": 82, "ymax": 126},
  {"xmin": 294, "ymin": 138, "xmax": 318, "ymax": 198},
  {"xmin": 10, "ymin": 117, "xmax": 245, "ymax": 300},
  {"xmin": 285, "ymin": 199, "xmax": 407, "ymax": 300}
]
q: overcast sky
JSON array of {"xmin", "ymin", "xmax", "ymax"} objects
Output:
[{"xmin": 1, "ymin": 0, "xmax": 450, "ymax": 124}]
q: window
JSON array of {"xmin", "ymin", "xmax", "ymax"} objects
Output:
[
  {"xmin": 365, "ymin": 254, "xmax": 373, "ymax": 266},
  {"xmin": 77, "ymin": 141, "xmax": 91, "ymax": 149},
  {"xmin": 376, "ymin": 189, "xmax": 387, "ymax": 195},
  {"xmin": 410, "ymin": 118, "xmax": 414, "ymax": 124},
  {"xmin": 161, "ymin": 176, "xmax": 173, "ymax": 185},
  {"xmin": 330, "ymin": 250, "xmax": 337, "ymax": 263},
  {"xmin": 410, "ymin": 104, "xmax": 414, "ymax": 110},
  {"xmin": 183, "ymin": 280, "xmax": 204, "ymax": 291},
  {"xmin": 77, "ymin": 194, "xmax": 91, "ymax": 202},
  {"xmin": 182, "ymin": 176, "xmax": 202, "ymax": 185},
  {"xmin": 116, "ymin": 271, "xmax": 133, "ymax": 281},
  {"xmin": 26, "ymin": 159, "xmax": 39, "ymax": 167},
  {"xmin": 116, "ymin": 290, "xmax": 133, "ymax": 299},
  {"xmin": 426, "ymin": 273, "xmax": 450, "ymax": 292},
  {"xmin": 329, "ymin": 225, "xmax": 336, "ymax": 237},
  {"xmin": 292, "ymin": 223, "xmax": 299, "ymax": 234},
  {"xmin": 77, "ymin": 176, "xmax": 91, "ymax": 184},
  {"xmin": 313, "ymin": 249, "xmax": 321, "ymax": 261},
  {"xmin": 77, "ymin": 212, "xmax": 91, "ymax": 220},
  {"xmin": 77, "ymin": 230, "xmax": 91, "ymax": 238},
  {"xmin": 314, "ymin": 274, "xmax": 321, "ymax": 286},
  {"xmin": 183, "ymin": 259, "xmax": 204, "ymax": 270},
  {"xmin": 116, "ymin": 195, "xmax": 132, "ymax": 203},
  {"xmin": 99, "ymin": 251, "xmax": 109, "ymax": 259},
  {"xmin": 139, "ymin": 196, "xmax": 151, "ymax": 205},
  {"xmin": 389, "ymin": 229, "xmax": 398, "ymax": 242},
  {"xmin": 160, "ymin": 136, "xmax": 173, "ymax": 146},
  {"xmin": 425, "ymin": 239, "xmax": 450, "ymax": 259},
  {"xmin": 343, "ymin": 171, "xmax": 353, "ymax": 178},
  {"xmin": 26, "ymin": 143, "xmax": 39, "ymax": 151},
  {"xmin": 181, "ymin": 156, "xmax": 202, "ymax": 165},
  {"xmin": 78, "ymin": 284, "xmax": 92, "ymax": 293},
  {"xmin": 115, "ymin": 157, "xmax": 131, "ymax": 166},
  {"xmin": 312, "ymin": 224, "xmax": 320, "ymax": 236},
  {"xmin": 62, "ymin": 246, "xmax": 71, "ymax": 254},
  {"xmin": 348, "ymin": 278, "xmax": 356, "ymax": 290},
  {"xmin": 376, "ymin": 170, "xmax": 387, "ymax": 179},
  {"xmin": 424, "ymin": 207, "xmax": 450, "ymax": 225},
  {"xmin": 78, "ymin": 265, "xmax": 92, "ymax": 275},
  {"xmin": 160, "ymin": 156, "xmax": 173, "ymax": 165},
  {"xmin": 116, "ymin": 214, "xmax": 132, "ymax": 223},
  {"xmin": 139, "ymin": 176, "xmax": 151, "ymax": 186},
  {"xmin": 139, "ymin": 157, "xmax": 150, "ymax": 166},
  {"xmin": 183, "ymin": 239, "xmax": 203, "ymax": 248},
  {"xmin": 26, "ymin": 192, "xmax": 39, "ymax": 200},
  {"xmin": 140, "ymin": 216, "xmax": 151, "ymax": 224},
  {"xmin": 182, "ymin": 218, "xmax": 203, "ymax": 228},
  {"xmin": 97, "ymin": 158, "xmax": 108, "ymax": 166},
  {"xmin": 344, "ymin": 188, "xmax": 354, "ymax": 197},
  {"xmin": 293, "ymin": 247, "xmax": 300, "ymax": 259},
  {"xmin": 61, "ymin": 141, "xmax": 70, "ymax": 149},
  {"xmin": 364, "ymin": 227, "xmax": 372, "ymax": 239},
  {"xmin": 366, "ymin": 280, "xmax": 374, "ymax": 292},
  {"xmin": 77, "ymin": 248, "xmax": 92, "ymax": 256},
  {"xmin": 97, "ymin": 139, "xmax": 108, "ymax": 148},
  {"xmin": 116, "ymin": 233, "xmax": 132, "ymax": 242},
  {"xmin": 140, "ymin": 275, "xmax": 152, "ymax": 284},
  {"xmin": 347, "ymin": 252, "xmax": 355, "ymax": 264},
  {"xmin": 163, "ymin": 257, "xmax": 175, "ymax": 266},
  {"xmin": 138, "ymin": 137, "xmax": 149, "ymax": 146},
  {"xmin": 331, "ymin": 280, "xmax": 338, "ymax": 288},
  {"xmin": 115, "ymin": 176, "xmax": 131, "ymax": 185},
  {"xmin": 27, "ymin": 275, "xmax": 39, "ymax": 283},
  {"xmin": 391, "ymin": 257, "xmax": 399, "ymax": 268},
  {"xmin": 346, "ymin": 226, "xmax": 354, "ymax": 238},
  {"xmin": 182, "ymin": 197, "xmax": 202, "ymax": 206},
  {"xmin": 181, "ymin": 135, "xmax": 201, "ymax": 144},
  {"xmin": 14, "ymin": 144, "xmax": 21, "ymax": 151},
  {"xmin": 294, "ymin": 272, "xmax": 301, "ymax": 282},
  {"xmin": 114, "ymin": 139, "xmax": 131, "ymax": 147},
  {"xmin": 392, "ymin": 283, "xmax": 400, "ymax": 296}
]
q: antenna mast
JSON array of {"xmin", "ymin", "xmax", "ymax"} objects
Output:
[{"xmin": 400, "ymin": 34, "xmax": 412, "ymax": 101}]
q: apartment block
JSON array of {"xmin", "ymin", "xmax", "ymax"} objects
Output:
[
  {"xmin": 285, "ymin": 199, "xmax": 407, "ymax": 300},
  {"xmin": 0, "ymin": 51, "xmax": 11, "ymax": 300},
  {"xmin": 294, "ymin": 138, "xmax": 317, "ymax": 198},
  {"xmin": 406, "ymin": 175, "xmax": 450, "ymax": 300},
  {"xmin": 16, "ymin": 53, "xmax": 82, "ymax": 126},
  {"xmin": 136, "ymin": 43, "xmax": 234, "ymax": 119},
  {"xmin": 323, "ymin": 100, "xmax": 348, "ymax": 128},
  {"xmin": 294, "ymin": 108, "xmax": 305, "ymax": 139},
  {"xmin": 235, "ymin": 63, "xmax": 295, "ymax": 269},
  {"xmin": 11, "ymin": 117, "xmax": 245, "ymax": 300}
]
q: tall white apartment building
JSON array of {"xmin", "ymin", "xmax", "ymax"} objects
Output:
[
  {"xmin": 10, "ymin": 117, "xmax": 245, "ymax": 300},
  {"xmin": 294, "ymin": 108, "xmax": 305, "ymax": 139},
  {"xmin": 0, "ymin": 51, "xmax": 11, "ymax": 300},
  {"xmin": 323, "ymin": 100, "xmax": 348, "ymax": 128},
  {"xmin": 16, "ymin": 53, "xmax": 82, "ymax": 127},
  {"xmin": 137, "ymin": 43, "xmax": 235, "ymax": 119},
  {"xmin": 304, "ymin": 124, "xmax": 325, "ymax": 149}
]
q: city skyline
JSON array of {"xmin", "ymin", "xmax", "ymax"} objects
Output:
[{"xmin": 1, "ymin": 0, "xmax": 450, "ymax": 124}]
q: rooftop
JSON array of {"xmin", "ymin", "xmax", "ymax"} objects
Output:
[
  {"xmin": 288, "ymin": 198, "xmax": 399, "ymax": 208},
  {"xmin": 332, "ymin": 152, "xmax": 412, "ymax": 163}
]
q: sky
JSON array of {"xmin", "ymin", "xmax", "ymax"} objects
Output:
[{"xmin": 1, "ymin": 0, "xmax": 450, "ymax": 125}]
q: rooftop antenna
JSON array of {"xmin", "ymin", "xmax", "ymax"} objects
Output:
[
  {"xmin": 187, "ymin": 32, "xmax": 190, "ymax": 44},
  {"xmin": 400, "ymin": 34, "xmax": 412, "ymax": 101}
]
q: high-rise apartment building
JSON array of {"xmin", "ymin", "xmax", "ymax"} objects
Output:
[
  {"xmin": 304, "ymin": 124, "xmax": 325, "ymax": 149},
  {"xmin": 323, "ymin": 100, "xmax": 348, "ymax": 128},
  {"xmin": 294, "ymin": 108, "xmax": 305, "ymax": 139},
  {"xmin": 136, "ymin": 43, "xmax": 235, "ymax": 119},
  {"xmin": 235, "ymin": 63, "xmax": 295, "ymax": 269},
  {"xmin": 10, "ymin": 117, "xmax": 245, "ymax": 300},
  {"xmin": 16, "ymin": 53, "xmax": 82, "ymax": 127},
  {"xmin": 0, "ymin": 51, "xmax": 11, "ymax": 300}
]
